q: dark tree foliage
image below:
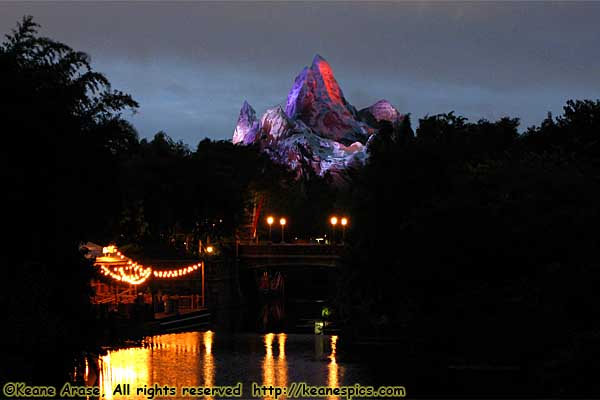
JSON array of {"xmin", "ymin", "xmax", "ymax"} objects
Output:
[
  {"xmin": 1, "ymin": 16, "xmax": 139, "ymax": 381},
  {"xmin": 339, "ymin": 103, "xmax": 600, "ymax": 395},
  {"xmin": 111, "ymin": 133, "xmax": 293, "ymax": 257},
  {"xmin": 116, "ymin": 131, "xmax": 192, "ymax": 250}
]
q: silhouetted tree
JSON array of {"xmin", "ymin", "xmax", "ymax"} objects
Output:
[
  {"xmin": 339, "ymin": 102, "xmax": 600, "ymax": 395},
  {"xmin": 2, "ymin": 16, "xmax": 138, "ymax": 381}
]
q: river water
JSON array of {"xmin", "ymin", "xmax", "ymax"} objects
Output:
[{"xmin": 82, "ymin": 331, "xmax": 392, "ymax": 400}]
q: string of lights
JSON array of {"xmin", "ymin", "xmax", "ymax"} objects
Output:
[
  {"xmin": 152, "ymin": 264, "xmax": 201, "ymax": 278},
  {"xmin": 95, "ymin": 247, "xmax": 203, "ymax": 285},
  {"xmin": 99, "ymin": 263, "xmax": 152, "ymax": 285}
]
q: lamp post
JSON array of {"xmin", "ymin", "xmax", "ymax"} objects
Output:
[
  {"xmin": 341, "ymin": 217, "xmax": 348, "ymax": 243},
  {"xmin": 280, "ymin": 218, "xmax": 286, "ymax": 243},
  {"xmin": 267, "ymin": 216, "xmax": 274, "ymax": 243},
  {"xmin": 330, "ymin": 216, "xmax": 338, "ymax": 244}
]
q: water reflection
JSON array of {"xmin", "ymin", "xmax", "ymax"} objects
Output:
[
  {"xmin": 278, "ymin": 333, "xmax": 286, "ymax": 360},
  {"xmin": 83, "ymin": 331, "xmax": 347, "ymax": 400},
  {"xmin": 84, "ymin": 357, "xmax": 89, "ymax": 384},
  {"xmin": 203, "ymin": 331, "xmax": 215, "ymax": 400},
  {"xmin": 262, "ymin": 333, "xmax": 288, "ymax": 399},
  {"xmin": 74, "ymin": 355, "xmax": 98, "ymax": 387},
  {"xmin": 327, "ymin": 336, "xmax": 339, "ymax": 400},
  {"xmin": 100, "ymin": 348, "xmax": 150, "ymax": 400},
  {"xmin": 99, "ymin": 332, "xmax": 206, "ymax": 400},
  {"xmin": 259, "ymin": 298, "xmax": 285, "ymax": 331},
  {"xmin": 277, "ymin": 334, "xmax": 288, "ymax": 395}
]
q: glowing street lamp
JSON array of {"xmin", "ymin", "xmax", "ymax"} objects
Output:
[
  {"xmin": 267, "ymin": 216, "xmax": 274, "ymax": 242},
  {"xmin": 341, "ymin": 217, "xmax": 348, "ymax": 242},
  {"xmin": 330, "ymin": 216, "xmax": 338, "ymax": 244},
  {"xmin": 280, "ymin": 217, "xmax": 287, "ymax": 243}
]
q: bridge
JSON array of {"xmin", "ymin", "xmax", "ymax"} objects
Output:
[{"xmin": 236, "ymin": 243, "xmax": 344, "ymax": 270}]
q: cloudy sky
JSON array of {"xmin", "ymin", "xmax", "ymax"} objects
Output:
[{"xmin": 2, "ymin": 1, "xmax": 599, "ymax": 146}]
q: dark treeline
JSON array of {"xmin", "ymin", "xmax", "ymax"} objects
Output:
[
  {"xmin": 98, "ymin": 133, "xmax": 293, "ymax": 257},
  {"xmin": 3, "ymin": 16, "xmax": 600, "ymax": 396},
  {"xmin": 339, "ymin": 105, "xmax": 600, "ymax": 394}
]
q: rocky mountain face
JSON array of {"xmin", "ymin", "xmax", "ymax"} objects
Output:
[
  {"xmin": 232, "ymin": 100, "xmax": 260, "ymax": 145},
  {"xmin": 232, "ymin": 55, "xmax": 406, "ymax": 182}
]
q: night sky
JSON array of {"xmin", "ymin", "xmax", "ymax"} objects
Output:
[{"xmin": 2, "ymin": 1, "xmax": 599, "ymax": 146}]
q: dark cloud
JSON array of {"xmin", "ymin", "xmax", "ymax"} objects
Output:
[{"xmin": 2, "ymin": 1, "xmax": 599, "ymax": 145}]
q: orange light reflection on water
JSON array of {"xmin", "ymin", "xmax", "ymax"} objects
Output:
[
  {"xmin": 100, "ymin": 348, "xmax": 150, "ymax": 400},
  {"xmin": 262, "ymin": 333, "xmax": 288, "ymax": 400},
  {"xmin": 203, "ymin": 330, "xmax": 215, "ymax": 400},
  {"xmin": 277, "ymin": 334, "xmax": 288, "ymax": 396},
  {"xmin": 98, "ymin": 331, "xmax": 209, "ymax": 400},
  {"xmin": 327, "ymin": 335, "xmax": 339, "ymax": 400}
]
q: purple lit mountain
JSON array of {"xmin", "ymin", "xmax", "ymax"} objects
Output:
[{"xmin": 232, "ymin": 55, "xmax": 406, "ymax": 181}]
